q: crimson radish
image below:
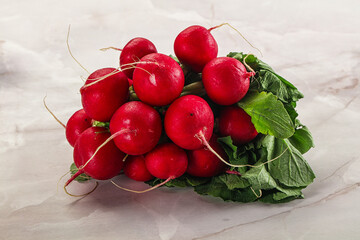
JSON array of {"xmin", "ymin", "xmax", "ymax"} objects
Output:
[
  {"xmin": 145, "ymin": 143, "xmax": 188, "ymax": 180},
  {"xmin": 164, "ymin": 95, "xmax": 214, "ymax": 150},
  {"xmin": 80, "ymin": 68, "xmax": 129, "ymax": 122},
  {"xmin": 186, "ymin": 135, "xmax": 227, "ymax": 177},
  {"xmin": 202, "ymin": 57, "xmax": 254, "ymax": 105},
  {"xmin": 65, "ymin": 109, "xmax": 92, "ymax": 147},
  {"xmin": 174, "ymin": 25, "xmax": 218, "ymax": 72},
  {"xmin": 110, "ymin": 101, "xmax": 162, "ymax": 155},
  {"xmin": 132, "ymin": 53, "xmax": 184, "ymax": 106},
  {"xmin": 66, "ymin": 127, "xmax": 125, "ymax": 186},
  {"xmin": 124, "ymin": 155, "xmax": 154, "ymax": 182},
  {"xmin": 219, "ymin": 106, "xmax": 258, "ymax": 145},
  {"xmin": 43, "ymin": 98, "xmax": 92, "ymax": 147},
  {"xmin": 120, "ymin": 37, "xmax": 157, "ymax": 79},
  {"xmin": 111, "ymin": 143, "xmax": 188, "ymax": 193}
]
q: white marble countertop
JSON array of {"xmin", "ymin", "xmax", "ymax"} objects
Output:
[{"xmin": 1, "ymin": 0, "xmax": 360, "ymax": 239}]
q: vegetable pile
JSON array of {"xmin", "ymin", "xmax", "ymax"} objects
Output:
[{"xmin": 63, "ymin": 24, "xmax": 315, "ymax": 203}]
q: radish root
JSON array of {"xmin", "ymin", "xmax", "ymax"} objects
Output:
[
  {"xmin": 81, "ymin": 61, "xmax": 157, "ymax": 90},
  {"xmin": 43, "ymin": 95, "xmax": 66, "ymax": 128},
  {"xmin": 208, "ymin": 22, "xmax": 263, "ymax": 57},
  {"xmin": 64, "ymin": 181, "xmax": 99, "ymax": 197},
  {"xmin": 250, "ymin": 187, "xmax": 262, "ymax": 198},
  {"xmin": 110, "ymin": 177, "xmax": 172, "ymax": 193},
  {"xmin": 100, "ymin": 46, "xmax": 122, "ymax": 51},
  {"xmin": 67, "ymin": 25, "xmax": 90, "ymax": 74},
  {"xmin": 243, "ymin": 54, "xmax": 256, "ymax": 74}
]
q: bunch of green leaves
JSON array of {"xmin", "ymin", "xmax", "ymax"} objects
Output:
[{"xmin": 147, "ymin": 52, "xmax": 315, "ymax": 203}]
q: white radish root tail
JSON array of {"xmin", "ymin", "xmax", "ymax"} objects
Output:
[
  {"xmin": 111, "ymin": 177, "xmax": 172, "ymax": 194},
  {"xmin": 208, "ymin": 22, "xmax": 263, "ymax": 57},
  {"xmin": 80, "ymin": 129, "xmax": 133, "ymax": 170},
  {"xmin": 81, "ymin": 61, "xmax": 158, "ymax": 90},
  {"xmin": 100, "ymin": 46, "xmax": 122, "ymax": 51},
  {"xmin": 64, "ymin": 181, "xmax": 99, "ymax": 197},
  {"xmin": 43, "ymin": 95, "xmax": 66, "ymax": 128},
  {"xmin": 67, "ymin": 25, "xmax": 90, "ymax": 74}
]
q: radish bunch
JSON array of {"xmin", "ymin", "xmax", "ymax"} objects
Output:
[{"xmin": 61, "ymin": 24, "xmax": 315, "ymax": 203}]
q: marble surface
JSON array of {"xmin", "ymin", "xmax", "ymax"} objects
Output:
[{"xmin": 1, "ymin": 0, "xmax": 360, "ymax": 239}]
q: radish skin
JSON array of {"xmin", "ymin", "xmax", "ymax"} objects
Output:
[
  {"xmin": 164, "ymin": 95, "xmax": 214, "ymax": 150},
  {"xmin": 145, "ymin": 143, "xmax": 188, "ymax": 180},
  {"xmin": 202, "ymin": 57, "xmax": 254, "ymax": 105},
  {"xmin": 110, "ymin": 101, "xmax": 162, "ymax": 155},
  {"xmin": 186, "ymin": 135, "xmax": 227, "ymax": 177},
  {"xmin": 174, "ymin": 25, "xmax": 218, "ymax": 73},
  {"xmin": 124, "ymin": 155, "xmax": 154, "ymax": 182},
  {"xmin": 65, "ymin": 109, "xmax": 92, "ymax": 147},
  {"xmin": 219, "ymin": 106, "xmax": 258, "ymax": 145},
  {"xmin": 120, "ymin": 37, "xmax": 157, "ymax": 79},
  {"xmin": 133, "ymin": 53, "xmax": 184, "ymax": 106},
  {"xmin": 81, "ymin": 68, "xmax": 129, "ymax": 122},
  {"xmin": 66, "ymin": 127, "xmax": 125, "ymax": 186}
]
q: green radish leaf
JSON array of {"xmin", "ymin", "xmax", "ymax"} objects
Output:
[
  {"xmin": 257, "ymin": 70, "xmax": 304, "ymax": 103},
  {"xmin": 217, "ymin": 136, "xmax": 248, "ymax": 173},
  {"xmin": 194, "ymin": 177, "xmax": 258, "ymax": 203},
  {"xmin": 283, "ymin": 102, "xmax": 298, "ymax": 125},
  {"xmin": 228, "ymin": 52, "xmax": 304, "ymax": 103},
  {"xmin": 242, "ymin": 164, "xmax": 278, "ymax": 190},
  {"xmin": 146, "ymin": 174, "xmax": 210, "ymax": 188},
  {"xmin": 274, "ymin": 185, "xmax": 304, "ymax": 201},
  {"xmin": 218, "ymin": 174, "xmax": 250, "ymax": 190},
  {"xmin": 237, "ymin": 91, "xmax": 295, "ymax": 139},
  {"xmin": 262, "ymin": 135, "xmax": 315, "ymax": 187},
  {"xmin": 70, "ymin": 163, "xmax": 92, "ymax": 183},
  {"xmin": 289, "ymin": 125, "xmax": 315, "ymax": 154}
]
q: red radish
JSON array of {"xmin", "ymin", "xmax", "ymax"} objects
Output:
[
  {"xmin": 42, "ymin": 98, "xmax": 92, "ymax": 147},
  {"xmin": 186, "ymin": 135, "xmax": 227, "ymax": 177},
  {"xmin": 124, "ymin": 155, "xmax": 154, "ymax": 182},
  {"xmin": 127, "ymin": 78, "xmax": 133, "ymax": 87},
  {"xmin": 145, "ymin": 143, "xmax": 188, "ymax": 180},
  {"xmin": 80, "ymin": 68, "xmax": 129, "ymax": 122},
  {"xmin": 174, "ymin": 25, "xmax": 218, "ymax": 72},
  {"xmin": 202, "ymin": 57, "xmax": 254, "ymax": 105},
  {"xmin": 164, "ymin": 95, "xmax": 214, "ymax": 150},
  {"xmin": 219, "ymin": 106, "xmax": 258, "ymax": 145},
  {"xmin": 132, "ymin": 53, "xmax": 184, "ymax": 106},
  {"xmin": 120, "ymin": 37, "xmax": 157, "ymax": 79},
  {"xmin": 65, "ymin": 109, "xmax": 92, "ymax": 147},
  {"xmin": 66, "ymin": 127, "xmax": 125, "ymax": 186},
  {"xmin": 111, "ymin": 143, "xmax": 187, "ymax": 193},
  {"xmin": 110, "ymin": 101, "xmax": 162, "ymax": 155}
]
